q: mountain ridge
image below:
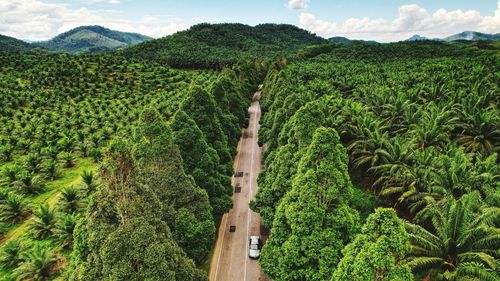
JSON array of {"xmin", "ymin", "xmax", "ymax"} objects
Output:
[
  {"xmin": 33, "ymin": 25, "xmax": 152, "ymax": 53},
  {"xmin": 0, "ymin": 34, "xmax": 42, "ymax": 53},
  {"xmin": 123, "ymin": 23, "xmax": 327, "ymax": 68},
  {"xmin": 405, "ymin": 31, "xmax": 500, "ymax": 42}
]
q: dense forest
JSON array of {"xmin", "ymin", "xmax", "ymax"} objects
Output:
[
  {"xmin": 124, "ymin": 23, "xmax": 326, "ymax": 69},
  {"xmin": 254, "ymin": 41, "xmax": 499, "ymax": 280},
  {"xmin": 0, "ymin": 22, "xmax": 499, "ymax": 281},
  {"xmin": 0, "ymin": 24, "xmax": 267, "ymax": 280}
]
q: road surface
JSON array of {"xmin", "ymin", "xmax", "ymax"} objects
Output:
[{"xmin": 209, "ymin": 91, "xmax": 269, "ymax": 281}]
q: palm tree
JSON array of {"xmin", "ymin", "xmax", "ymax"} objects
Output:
[
  {"xmin": 13, "ymin": 245, "xmax": 58, "ymax": 281},
  {"xmin": 456, "ymin": 110, "xmax": 499, "ymax": 156},
  {"xmin": 0, "ymin": 165, "xmax": 19, "ymax": 188},
  {"xmin": 0, "ymin": 239, "xmax": 24, "ymax": 268},
  {"xmin": 54, "ymin": 213, "xmax": 77, "ymax": 247},
  {"xmin": 81, "ymin": 170, "xmax": 96, "ymax": 194},
  {"xmin": 59, "ymin": 151, "xmax": 75, "ymax": 168},
  {"xmin": 410, "ymin": 103, "xmax": 458, "ymax": 151},
  {"xmin": 13, "ymin": 171, "xmax": 45, "ymax": 195},
  {"xmin": 405, "ymin": 193, "xmax": 499, "ymax": 281},
  {"xmin": 369, "ymin": 136, "xmax": 414, "ymax": 178},
  {"xmin": 40, "ymin": 159, "xmax": 59, "ymax": 180},
  {"xmin": 0, "ymin": 144, "xmax": 14, "ymax": 161},
  {"xmin": 430, "ymin": 147, "xmax": 479, "ymax": 198},
  {"xmin": 29, "ymin": 204, "xmax": 57, "ymax": 239},
  {"xmin": 58, "ymin": 186, "xmax": 82, "ymax": 213},
  {"xmin": 347, "ymin": 128, "xmax": 392, "ymax": 172},
  {"xmin": 23, "ymin": 153, "xmax": 42, "ymax": 173},
  {"xmin": 0, "ymin": 193, "xmax": 28, "ymax": 223}
]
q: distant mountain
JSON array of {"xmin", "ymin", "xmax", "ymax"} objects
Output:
[
  {"xmin": 0, "ymin": 34, "xmax": 41, "ymax": 53},
  {"xmin": 406, "ymin": 34, "xmax": 428, "ymax": 41},
  {"xmin": 34, "ymin": 25, "xmax": 152, "ymax": 53},
  {"xmin": 329, "ymin": 36, "xmax": 352, "ymax": 44},
  {"xmin": 124, "ymin": 23, "xmax": 327, "ymax": 69},
  {"xmin": 444, "ymin": 31, "xmax": 500, "ymax": 42},
  {"xmin": 328, "ymin": 36, "xmax": 378, "ymax": 45}
]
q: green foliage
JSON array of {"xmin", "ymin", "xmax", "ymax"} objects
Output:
[
  {"xmin": 12, "ymin": 244, "xmax": 58, "ymax": 281},
  {"xmin": 333, "ymin": 208, "xmax": 413, "ymax": 281},
  {"xmin": 97, "ymin": 218, "xmax": 206, "ymax": 281},
  {"xmin": 55, "ymin": 213, "xmax": 78, "ymax": 247},
  {"xmin": 29, "ymin": 204, "xmax": 57, "ymax": 239},
  {"xmin": 58, "ymin": 186, "xmax": 83, "ymax": 214},
  {"xmin": 132, "ymin": 108, "xmax": 216, "ymax": 263},
  {"xmin": 173, "ymin": 208, "xmax": 215, "ymax": 265},
  {"xmin": 256, "ymin": 40, "xmax": 499, "ymax": 281},
  {"xmin": 35, "ymin": 25, "xmax": 151, "ymax": 54},
  {"xmin": 0, "ymin": 240, "xmax": 24, "ymax": 269},
  {"xmin": 125, "ymin": 23, "xmax": 326, "ymax": 69},
  {"xmin": 0, "ymin": 193, "xmax": 28, "ymax": 224},
  {"xmin": 260, "ymin": 127, "xmax": 360, "ymax": 281},
  {"xmin": 170, "ymin": 110, "xmax": 232, "ymax": 215},
  {"xmin": 181, "ymin": 85, "xmax": 232, "ymax": 174},
  {"xmin": 0, "ymin": 34, "xmax": 41, "ymax": 54},
  {"xmin": 405, "ymin": 192, "xmax": 500, "ymax": 280}
]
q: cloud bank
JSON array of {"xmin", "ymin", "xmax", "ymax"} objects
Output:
[{"xmin": 299, "ymin": 1, "xmax": 500, "ymax": 41}]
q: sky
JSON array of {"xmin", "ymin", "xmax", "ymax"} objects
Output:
[{"xmin": 0, "ymin": 0, "xmax": 499, "ymax": 42}]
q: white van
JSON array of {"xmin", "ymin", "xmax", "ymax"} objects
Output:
[{"xmin": 249, "ymin": 235, "xmax": 262, "ymax": 259}]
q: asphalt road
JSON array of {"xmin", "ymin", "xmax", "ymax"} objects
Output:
[{"xmin": 209, "ymin": 91, "xmax": 269, "ymax": 281}]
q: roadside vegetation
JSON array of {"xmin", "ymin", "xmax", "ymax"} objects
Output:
[
  {"xmin": 254, "ymin": 41, "xmax": 499, "ymax": 280},
  {"xmin": 0, "ymin": 29, "xmax": 265, "ymax": 279},
  {"xmin": 0, "ymin": 22, "xmax": 498, "ymax": 281}
]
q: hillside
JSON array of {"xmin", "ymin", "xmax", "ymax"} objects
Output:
[
  {"xmin": 34, "ymin": 25, "xmax": 152, "ymax": 53},
  {"xmin": 404, "ymin": 31, "xmax": 500, "ymax": 42},
  {"xmin": 0, "ymin": 34, "xmax": 41, "ymax": 53},
  {"xmin": 444, "ymin": 31, "xmax": 500, "ymax": 41},
  {"xmin": 328, "ymin": 36, "xmax": 352, "ymax": 44},
  {"xmin": 328, "ymin": 36, "xmax": 378, "ymax": 45},
  {"xmin": 124, "ymin": 23, "xmax": 327, "ymax": 68}
]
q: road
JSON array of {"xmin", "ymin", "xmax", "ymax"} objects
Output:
[{"xmin": 209, "ymin": 91, "xmax": 269, "ymax": 281}]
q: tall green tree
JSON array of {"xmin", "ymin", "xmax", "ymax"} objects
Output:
[
  {"xmin": 69, "ymin": 137, "xmax": 207, "ymax": 281},
  {"xmin": 333, "ymin": 208, "xmax": 413, "ymax": 281},
  {"xmin": 132, "ymin": 108, "xmax": 215, "ymax": 263},
  {"xmin": 181, "ymin": 84, "xmax": 232, "ymax": 175},
  {"xmin": 261, "ymin": 127, "xmax": 360, "ymax": 281},
  {"xmin": 170, "ymin": 110, "xmax": 232, "ymax": 215}
]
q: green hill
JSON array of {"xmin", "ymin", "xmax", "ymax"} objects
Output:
[
  {"xmin": 0, "ymin": 34, "xmax": 41, "ymax": 53},
  {"xmin": 124, "ymin": 23, "xmax": 327, "ymax": 68},
  {"xmin": 34, "ymin": 25, "xmax": 152, "ymax": 53}
]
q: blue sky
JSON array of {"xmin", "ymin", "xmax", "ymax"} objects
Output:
[{"xmin": 1, "ymin": 0, "xmax": 499, "ymax": 41}]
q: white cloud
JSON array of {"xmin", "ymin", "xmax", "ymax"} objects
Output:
[
  {"xmin": 299, "ymin": 1, "xmax": 500, "ymax": 42},
  {"xmin": 81, "ymin": 0, "xmax": 121, "ymax": 4},
  {"xmin": 287, "ymin": 0, "xmax": 309, "ymax": 10},
  {"xmin": 0, "ymin": 0, "xmax": 188, "ymax": 40}
]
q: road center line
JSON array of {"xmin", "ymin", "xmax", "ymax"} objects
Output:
[{"xmin": 244, "ymin": 95, "xmax": 259, "ymax": 281}]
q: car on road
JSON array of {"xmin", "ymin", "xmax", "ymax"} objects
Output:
[{"xmin": 249, "ymin": 235, "xmax": 262, "ymax": 259}]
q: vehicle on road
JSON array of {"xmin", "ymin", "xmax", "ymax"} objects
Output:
[{"xmin": 249, "ymin": 235, "xmax": 262, "ymax": 259}]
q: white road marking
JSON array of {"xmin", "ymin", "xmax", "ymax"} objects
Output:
[{"xmin": 244, "ymin": 98, "xmax": 259, "ymax": 281}]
